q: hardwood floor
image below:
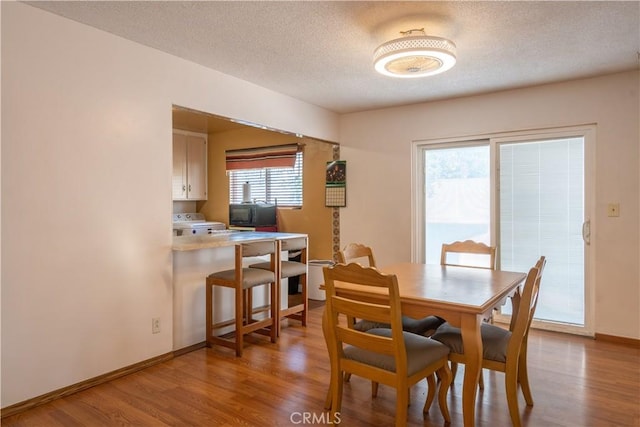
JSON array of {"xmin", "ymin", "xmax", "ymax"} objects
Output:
[{"xmin": 3, "ymin": 302, "xmax": 639, "ymax": 426}]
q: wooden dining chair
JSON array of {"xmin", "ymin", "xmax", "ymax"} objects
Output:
[
  {"xmin": 336, "ymin": 242, "xmax": 377, "ymax": 267},
  {"xmin": 205, "ymin": 240, "xmax": 280, "ymax": 357},
  {"xmin": 322, "ymin": 262, "xmax": 452, "ymax": 426},
  {"xmin": 336, "ymin": 243, "xmax": 444, "ymax": 395},
  {"xmin": 337, "ymin": 243, "xmax": 442, "ymax": 336},
  {"xmin": 508, "ymin": 256, "xmax": 547, "ymax": 407},
  {"xmin": 440, "ymin": 239, "xmax": 497, "ymax": 269},
  {"xmin": 431, "ymin": 256, "xmax": 546, "ymax": 427},
  {"xmin": 439, "ymin": 240, "xmax": 498, "ymax": 385}
]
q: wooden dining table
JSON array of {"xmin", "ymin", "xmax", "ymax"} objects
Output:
[{"xmin": 326, "ymin": 262, "xmax": 527, "ymax": 427}]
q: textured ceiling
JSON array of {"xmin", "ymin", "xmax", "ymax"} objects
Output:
[{"xmin": 27, "ymin": 1, "xmax": 640, "ymax": 114}]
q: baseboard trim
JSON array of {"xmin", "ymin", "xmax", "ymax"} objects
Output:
[
  {"xmin": 595, "ymin": 333, "xmax": 640, "ymax": 348},
  {"xmin": 173, "ymin": 341, "xmax": 207, "ymax": 357},
  {"xmin": 0, "ymin": 344, "xmax": 205, "ymax": 419}
]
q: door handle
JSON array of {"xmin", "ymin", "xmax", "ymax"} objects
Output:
[{"xmin": 582, "ymin": 220, "xmax": 591, "ymax": 245}]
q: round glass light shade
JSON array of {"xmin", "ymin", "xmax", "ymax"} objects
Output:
[{"xmin": 373, "ymin": 35, "xmax": 457, "ymax": 78}]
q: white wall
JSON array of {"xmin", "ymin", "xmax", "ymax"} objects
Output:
[
  {"xmin": 0, "ymin": 3, "xmax": 338, "ymax": 407},
  {"xmin": 2, "ymin": 1, "xmax": 638, "ymax": 410},
  {"xmin": 339, "ymin": 70, "xmax": 640, "ymax": 340}
]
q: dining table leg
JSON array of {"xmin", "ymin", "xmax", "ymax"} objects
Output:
[{"xmin": 460, "ymin": 313, "xmax": 483, "ymax": 427}]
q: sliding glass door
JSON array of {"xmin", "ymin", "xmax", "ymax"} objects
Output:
[
  {"xmin": 498, "ymin": 137, "xmax": 586, "ymax": 326},
  {"xmin": 415, "ymin": 127, "xmax": 594, "ymax": 335},
  {"xmin": 423, "ymin": 143, "xmax": 490, "ymax": 265}
]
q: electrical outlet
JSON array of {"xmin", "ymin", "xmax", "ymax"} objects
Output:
[{"xmin": 152, "ymin": 318, "xmax": 161, "ymax": 334}]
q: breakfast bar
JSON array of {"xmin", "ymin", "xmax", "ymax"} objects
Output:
[
  {"xmin": 172, "ymin": 231, "xmax": 307, "ymax": 350},
  {"xmin": 172, "ymin": 231, "xmax": 306, "ymax": 251}
]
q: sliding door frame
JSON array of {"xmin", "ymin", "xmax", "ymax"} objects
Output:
[
  {"xmin": 412, "ymin": 124, "xmax": 596, "ymax": 336},
  {"xmin": 411, "ymin": 137, "xmax": 490, "ymax": 263}
]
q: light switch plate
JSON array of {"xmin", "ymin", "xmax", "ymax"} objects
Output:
[{"xmin": 607, "ymin": 203, "xmax": 620, "ymax": 217}]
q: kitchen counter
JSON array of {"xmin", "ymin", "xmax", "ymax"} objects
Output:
[
  {"xmin": 172, "ymin": 231, "xmax": 307, "ymax": 350},
  {"xmin": 172, "ymin": 231, "xmax": 307, "ymax": 251}
]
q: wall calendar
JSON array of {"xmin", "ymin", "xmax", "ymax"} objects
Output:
[{"xmin": 325, "ymin": 160, "xmax": 346, "ymax": 207}]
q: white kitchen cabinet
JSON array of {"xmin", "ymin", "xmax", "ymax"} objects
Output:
[{"xmin": 172, "ymin": 132, "xmax": 207, "ymax": 200}]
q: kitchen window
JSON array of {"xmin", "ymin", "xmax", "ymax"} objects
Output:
[{"xmin": 228, "ymin": 151, "xmax": 303, "ymax": 207}]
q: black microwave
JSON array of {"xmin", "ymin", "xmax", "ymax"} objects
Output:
[{"xmin": 229, "ymin": 203, "xmax": 277, "ymax": 227}]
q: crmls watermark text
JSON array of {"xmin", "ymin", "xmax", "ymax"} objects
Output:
[{"xmin": 290, "ymin": 411, "xmax": 341, "ymax": 424}]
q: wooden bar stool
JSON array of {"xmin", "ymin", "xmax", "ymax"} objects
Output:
[
  {"xmin": 251, "ymin": 236, "xmax": 308, "ymax": 335},
  {"xmin": 205, "ymin": 240, "xmax": 280, "ymax": 357}
]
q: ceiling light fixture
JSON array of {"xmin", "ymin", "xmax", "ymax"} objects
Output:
[{"xmin": 373, "ymin": 28, "xmax": 456, "ymax": 78}]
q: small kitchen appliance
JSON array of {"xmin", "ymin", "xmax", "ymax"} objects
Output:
[
  {"xmin": 172, "ymin": 213, "xmax": 226, "ymax": 236},
  {"xmin": 228, "ymin": 203, "xmax": 277, "ymax": 228}
]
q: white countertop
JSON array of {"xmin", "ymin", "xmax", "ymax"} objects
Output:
[{"xmin": 172, "ymin": 231, "xmax": 307, "ymax": 251}]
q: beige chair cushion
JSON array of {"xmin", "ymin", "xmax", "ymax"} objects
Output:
[
  {"xmin": 431, "ymin": 322, "xmax": 512, "ymax": 363},
  {"xmin": 343, "ymin": 328, "xmax": 450, "ymax": 376},
  {"xmin": 251, "ymin": 260, "xmax": 306, "ymax": 278},
  {"xmin": 353, "ymin": 315, "xmax": 444, "ymax": 336},
  {"xmin": 208, "ymin": 268, "xmax": 276, "ymax": 289}
]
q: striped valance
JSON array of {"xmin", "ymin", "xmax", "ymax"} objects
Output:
[{"xmin": 225, "ymin": 144, "xmax": 299, "ymax": 170}]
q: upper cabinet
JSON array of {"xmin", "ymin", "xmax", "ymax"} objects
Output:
[{"xmin": 173, "ymin": 131, "xmax": 207, "ymax": 200}]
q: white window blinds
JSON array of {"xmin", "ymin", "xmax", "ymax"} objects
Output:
[
  {"xmin": 499, "ymin": 137, "xmax": 585, "ymax": 324},
  {"xmin": 228, "ymin": 151, "xmax": 303, "ymax": 207}
]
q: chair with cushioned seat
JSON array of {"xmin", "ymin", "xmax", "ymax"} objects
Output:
[
  {"xmin": 440, "ymin": 239, "xmax": 497, "ymax": 328},
  {"xmin": 250, "ymin": 236, "xmax": 308, "ymax": 335},
  {"xmin": 439, "ymin": 239, "xmax": 498, "ymax": 385},
  {"xmin": 337, "ymin": 242, "xmax": 377, "ymax": 267},
  {"xmin": 205, "ymin": 240, "xmax": 280, "ymax": 357},
  {"xmin": 440, "ymin": 239, "xmax": 497, "ymax": 270},
  {"xmin": 337, "ymin": 243, "xmax": 442, "ymax": 336},
  {"xmin": 335, "ymin": 243, "xmax": 443, "ymax": 398},
  {"xmin": 431, "ymin": 256, "xmax": 546, "ymax": 427},
  {"xmin": 323, "ymin": 262, "xmax": 452, "ymax": 426}
]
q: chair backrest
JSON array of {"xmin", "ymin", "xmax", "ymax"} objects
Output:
[
  {"xmin": 506, "ymin": 256, "xmax": 546, "ymax": 360},
  {"xmin": 240, "ymin": 240, "xmax": 280, "ymax": 271},
  {"xmin": 281, "ymin": 236, "xmax": 307, "ymax": 252},
  {"xmin": 281, "ymin": 236, "xmax": 308, "ymax": 265},
  {"xmin": 337, "ymin": 243, "xmax": 376, "ymax": 267},
  {"xmin": 322, "ymin": 263, "xmax": 406, "ymax": 376},
  {"xmin": 242, "ymin": 240, "xmax": 279, "ymax": 257},
  {"xmin": 527, "ymin": 256, "xmax": 546, "ymax": 329},
  {"xmin": 440, "ymin": 240, "xmax": 496, "ymax": 269}
]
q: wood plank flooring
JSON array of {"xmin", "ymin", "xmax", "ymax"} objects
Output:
[{"xmin": 3, "ymin": 302, "xmax": 640, "ymax": 426}]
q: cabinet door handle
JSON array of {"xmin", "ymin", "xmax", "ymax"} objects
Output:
[
  {"xmin": 188, "ymin": 184, "xmax": 191, "ymax": 192},
  {"xmin": 182, "ymin": 185, "xmax": 186, "ymax": 193}
]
